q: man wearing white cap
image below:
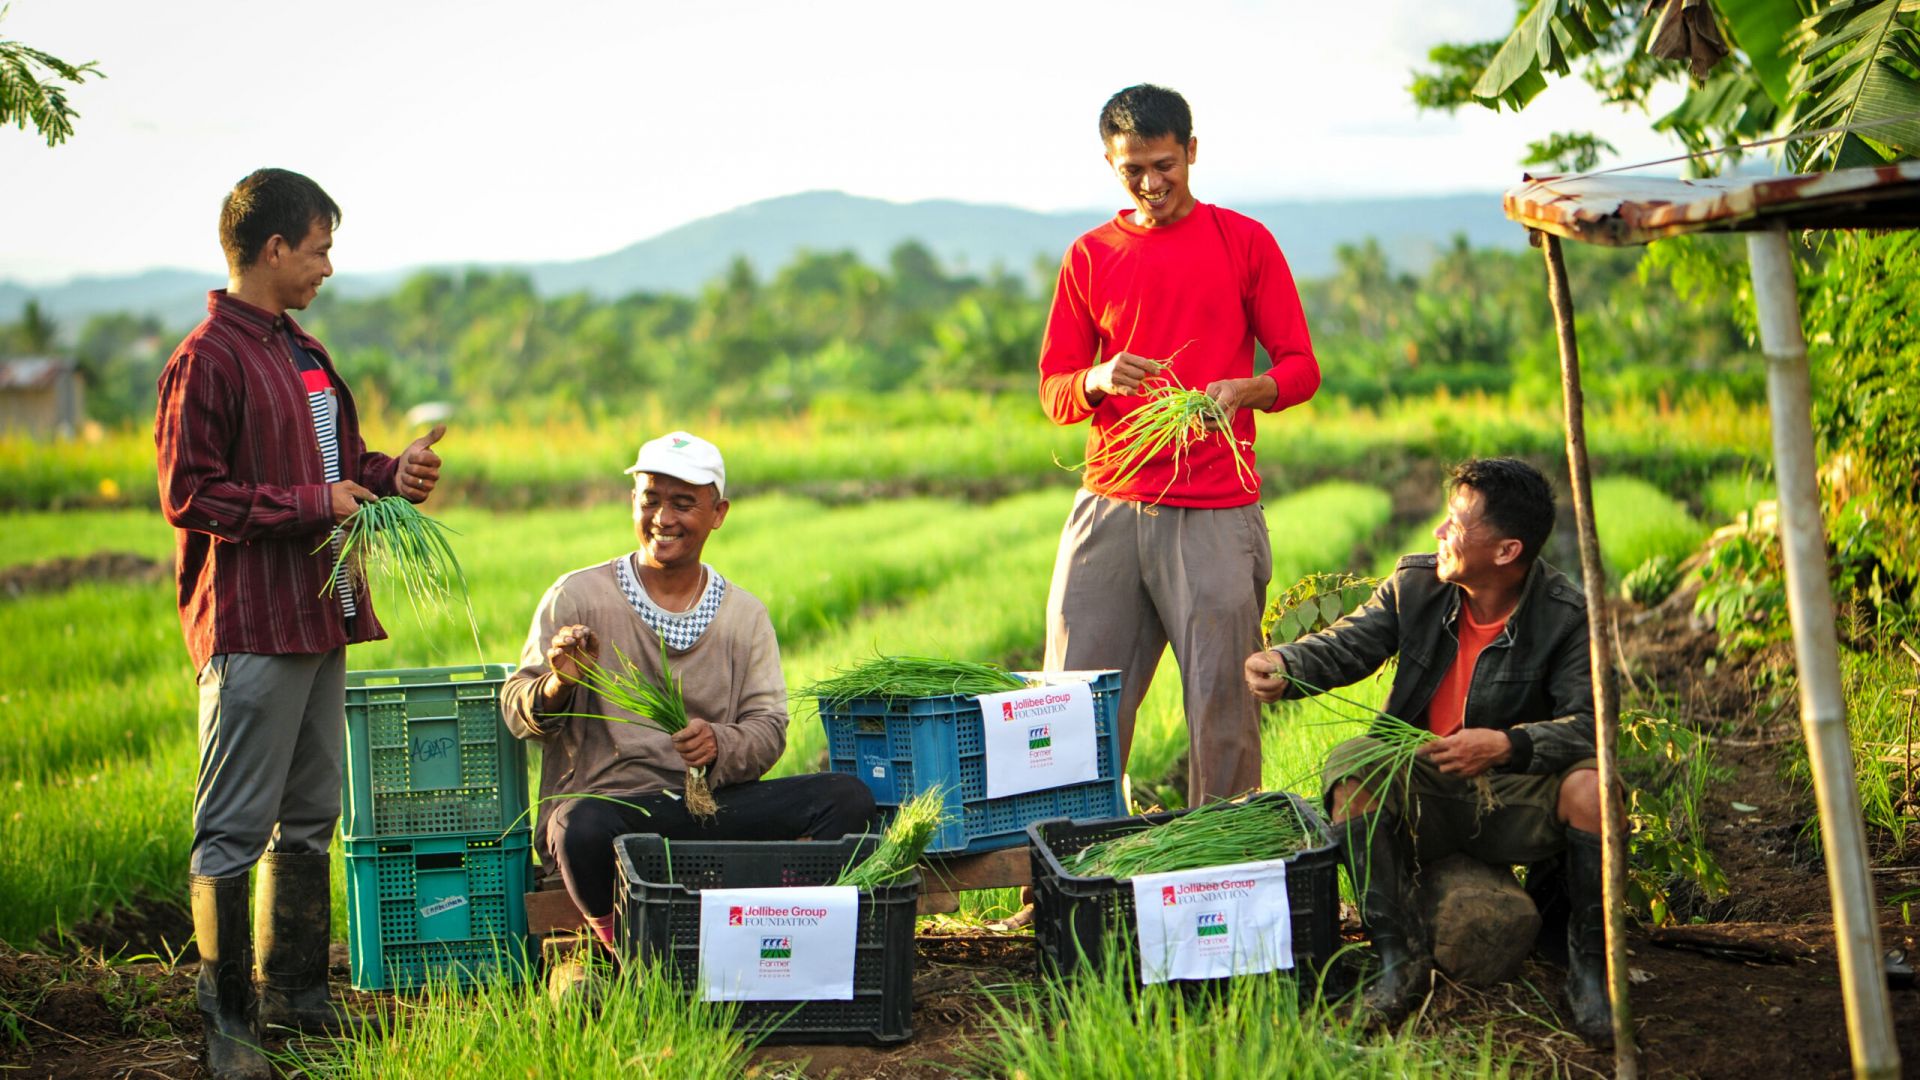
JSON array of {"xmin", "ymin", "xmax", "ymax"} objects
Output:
[{"xmin": 501, "ymin": 432, "xmax": 875, "ymax": 949}]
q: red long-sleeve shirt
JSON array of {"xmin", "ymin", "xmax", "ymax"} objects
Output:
[
  {"xmin": 1038, "ymin": 203, "xmax": 1320, "ymax": 507},
  {"xmin": 155, "ymin": 291, "xmax": 400, "ymax": 670}
]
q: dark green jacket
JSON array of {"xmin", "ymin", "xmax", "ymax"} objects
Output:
[{"xmin": 1273, "ymin": 553, "xmax": 1595, "ymax": 775}]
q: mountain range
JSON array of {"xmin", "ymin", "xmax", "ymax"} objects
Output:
[{"xmin": 1, "ymin": 189, "xmax": 1526, "ymax": 329}]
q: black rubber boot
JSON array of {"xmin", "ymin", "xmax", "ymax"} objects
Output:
[
  {"xmin": 1337, "ymin": 811, "xmax": 1432, "ymax": 1025},
  {"xmin": 1564, "ymin": 827, "xmax": 1615, "ymax": 1049},
  {"xmin": 256, "ymin": 850, "xmax": 343, "ymax": 1035},
  {"xmin": 192, "ymin": 874, "xmax": 271, "ymax": 1079}
]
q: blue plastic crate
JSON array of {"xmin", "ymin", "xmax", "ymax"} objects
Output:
[
  {"xmin": 822, "ymin": 669, "xmax": 1124, "ymax": 855},
  {"xmin": 342, "ymin": 664, "xmax": 528, "ymax": 840},
  {"xmin": 345, "ymin": 830, "xmax": 532, "ymax": 991}
]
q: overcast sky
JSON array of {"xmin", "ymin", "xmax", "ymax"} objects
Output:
[{"xmin": 0, "ymin": 0, "xmax": 1688, "ymax": 283}]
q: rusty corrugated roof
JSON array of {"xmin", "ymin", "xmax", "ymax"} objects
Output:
[
  {"xmin": 1503, "ymin": 160, "xmax": 1920, "ymax": 246},
  {"xmin": 0, "ymin": 358, "xmax": 73, "ymax": 391}
]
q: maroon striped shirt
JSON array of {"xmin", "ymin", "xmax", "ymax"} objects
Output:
[{"xmin": 155, "ymin": 290, "xmax": 399, "ymax": 670}]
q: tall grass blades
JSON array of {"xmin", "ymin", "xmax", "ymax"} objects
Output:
[
  {"xmin": 964, "ymin": 937, "xmax": 1525, "ymax": 1079},
  {"xmin": 558, "ymin": 633, "xmax": 718, "ymax": 822},
  {"xmin": 1273, "ymin": 671, "xmax": 1438, "ymax": 803},
  {"xmin": 1071, "ymin": 797, "xmax": 1318, "ymax": 879},
  {"xmin": 319, "ymin": 495, "xmax": 481, "ymax": 655},
  {"xmin": 833, "ymin": 789, "xmax": 945, "ymax": 889},
  {"xmin": 804, "ymin": 655, "xmax": 1030, "ymax": 706},
  {"xmin": 283, "ymin": 959, "xmax": 759, "ymax": 1079}
]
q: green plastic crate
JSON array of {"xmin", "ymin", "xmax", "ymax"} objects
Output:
[
  {"xmin": 345, "ymin": 830, "xmax": 532, "ymax": 991},
  {"xmin": 342, "ymin": 664, "xmax": 528, "ymax": 840}
]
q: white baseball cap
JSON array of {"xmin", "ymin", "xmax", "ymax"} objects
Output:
[{"xmin": 624, "ymin": 431, "xmax": 726, "ymax": 498}]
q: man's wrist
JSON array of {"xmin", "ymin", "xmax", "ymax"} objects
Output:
[{"xmin": 1082, "ymin": 364, "xmax": 1107, "ymax": 405}]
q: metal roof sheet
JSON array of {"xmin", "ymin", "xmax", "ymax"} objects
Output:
[
  {"xmin": 0, "ymin": 358, "xmax": 71, "ymax": 391},
  {"xmin": 1503, "ymin": 160, "xmax": 1920, "ymax": 246}
]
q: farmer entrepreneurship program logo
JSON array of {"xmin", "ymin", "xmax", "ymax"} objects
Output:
[
  {"xmin": 1196, "ymin": 912, "xmax": 1228, "ymax": 937},
  {"xmin": 758, "ymin": 936, "xmax": 794, "ymax": 976}
]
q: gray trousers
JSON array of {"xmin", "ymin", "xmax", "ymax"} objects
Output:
[
  {"xmin": 191, "ymin": 650, "xmax": 346, "ymax": 877},
  {"xmin": 1044, "ymin": 490, "xmax": 1273, "ymax": 803}
]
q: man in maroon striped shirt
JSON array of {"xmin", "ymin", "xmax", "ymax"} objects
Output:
[{"xmin": 154, "ymin": 168, "xmax": 446, "ymax": 1079}]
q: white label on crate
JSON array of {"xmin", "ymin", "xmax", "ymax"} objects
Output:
[
  {"xmin": 697, "ymin": 886, "xmax": 858, "ymax": 1002},
  {"xmin": 419, "ymin": 894, "xmax": 468, "ymax": 920},
  {"xmin": 978, "ymin": 679, "xmax": 1098, "ymax": 799},
  {"xmin": 1129, "ymin": 860, "xmax": 1293, "ymax": 985}
]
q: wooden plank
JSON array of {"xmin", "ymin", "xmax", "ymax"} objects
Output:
[
  {"xmin": 919, "ymin": 846, "xmax": 1032, "ymax": 893},
  {"xmin": 914, "ymin": 846, "xmax": 1033, "ymax": 915},
  {"xmin": 525, "ymin": 888, "xmax": 585, "ymax": 936}
]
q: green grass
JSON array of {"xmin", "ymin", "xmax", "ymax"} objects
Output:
[
  {"xmin": 1702, "ymin": 469, "xmax": 1775, "ymax": 526},
  {"xmin": 965, "ymin": 944, "xmax": 1533, "ymax": 1079},
  {"xmin": 1591, "ymin": 476, "xmax": 1708, "ymax": 581},
  {"xmin": 1787, "ymin": 648, "xmax": 1920, "ymax": 858},
  {"xmin": 2, "ymin": 390, "xmax": 1769, "ymax": 512},
  {"xmin": 284, "ymin": 959, "xmax": 763, "ymax": 1079},
  {"xmin": 0, "ymin": 508, "xmax": 175, "ymax": 567}
]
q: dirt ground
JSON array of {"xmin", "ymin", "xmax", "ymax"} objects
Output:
[{"xmin": 4, "ymin": 596, "xmax": 1919, "ymax": 1078}]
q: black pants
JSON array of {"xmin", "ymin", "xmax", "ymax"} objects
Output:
[{"xmin": 547, "ymin": 773, "xmax": 878, "ymax": 918}]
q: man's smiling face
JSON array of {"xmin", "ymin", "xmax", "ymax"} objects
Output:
[{"xmin": 1106, "ymin": 132, "xmax": 1197, "ymax": 227}]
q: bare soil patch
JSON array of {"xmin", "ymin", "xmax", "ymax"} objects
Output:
[{"xmin": 0, "ymin": 552, "xmax": 166, "ymax": 599}]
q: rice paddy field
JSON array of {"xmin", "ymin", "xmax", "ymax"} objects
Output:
[{"xmin": 0, "ymin": 396, "xmax": 1776, "ymax": 1077}]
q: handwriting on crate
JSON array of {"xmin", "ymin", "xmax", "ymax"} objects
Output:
[{"xmin": 412, "ymin": 736, "xmax": 457, "ymax": 763}]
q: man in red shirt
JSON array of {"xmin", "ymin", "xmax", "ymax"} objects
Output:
[
  {"xmin": 1243, "ymin": 459, "xmax": 1609, "ymax": 1046},
  {"xmin": 1039, "ymin": 83, "xmax": 1320, "ymax": 806},
  {"xmin": 155, "ymin": 169, "xmax": 445, "ymax": 1078}
]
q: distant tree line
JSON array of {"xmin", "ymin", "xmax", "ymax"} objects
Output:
[{"xmin": 2, "ymin": 235, "xmax": 1765, "ymax": 427}]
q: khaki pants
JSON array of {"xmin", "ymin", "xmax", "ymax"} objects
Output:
[
  {"xmin": 1322, "ymin": 734, "xmax": 1598, "ymax": 864},
  {"xmin": 1044, "ymin": 489, "xmax": 1272, "ymax": 802}
]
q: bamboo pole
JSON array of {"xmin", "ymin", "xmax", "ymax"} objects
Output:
[
  {"xmin": 1539, "ymin": 231, "xmax": 1637, "ymax": 1077},
  {"xmin": 1745, "ymin": 229, "xmax": 1900, "ymax": 1080}
]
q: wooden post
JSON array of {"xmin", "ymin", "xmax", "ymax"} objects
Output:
[
  {"xmin": 1539, "ymin": 231, "xmax": 1637, "ymax": 1077},
  {"xmin": 1746, "ymin": 229, "xmax": 1901, "ymax": 1079}
]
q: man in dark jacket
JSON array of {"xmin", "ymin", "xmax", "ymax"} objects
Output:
[{"xmin": 1243, "ymin": 457, "xmax": 1610, "ymax": 1046}]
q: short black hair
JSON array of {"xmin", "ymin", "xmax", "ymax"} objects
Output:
[
  {"xmin": 1450, "ymin": 457, "xmax": 1556, "ymax": 564},
  {"xmin": 1098, "ymin": 84, "xmax": 1192, "ymax": 147},
  {"xmin": 219, "ymin": 169, "xmax": 340, "ymax": 271}
]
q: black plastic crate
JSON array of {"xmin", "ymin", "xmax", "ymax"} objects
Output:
[
  {"xmin": 1027, "ymin": 791, "xmax": 1340, "ymax": 981},
  {"xmin": 613, "ymin": 833, "xmax": 916, "ymax": 1044}
]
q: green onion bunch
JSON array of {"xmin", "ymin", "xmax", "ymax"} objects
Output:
[
  {"xmin": 1063, "ymin": 367, "xmax": 1257, "ymax": 504},
  {"xmin": 560, "ymin": 633, "xmax": 718, "ymax": 823},
  {"xmin": 1274, "ymin": 671, "xmax": 1499, "ymax": 817},
  {"xmin": 804, "ymin": 655, "xmax": 1031, "ymax": 706},
  {"xmin": 1070, "ymin": 797, "xmax": 1317, "ymax": 880},
  {"xmin": 316, "ymin": 495, "xmax": 479, "ymax": 651},
  {"xmin": 832, "ymin": 789, "xmax": 946, "ymax": 889}
]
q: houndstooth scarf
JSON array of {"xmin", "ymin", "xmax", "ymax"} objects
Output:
[{"xmin": 614, "ymin": 555, "xmax": 728, "ymax": 651}]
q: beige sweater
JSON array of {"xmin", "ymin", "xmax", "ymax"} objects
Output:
[{"xmin": 500, "ymin": 556, "xmax": 789, "ymax": 850}]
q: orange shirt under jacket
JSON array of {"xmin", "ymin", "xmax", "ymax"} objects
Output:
[{"xmin": 1425, "ymin": 603, "xmax": 1509, "ymax": 738}]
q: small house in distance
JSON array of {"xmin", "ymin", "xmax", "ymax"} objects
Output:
[{"xmin": 0, "ymin": 357, "xmax": 87, "ymax": 439}]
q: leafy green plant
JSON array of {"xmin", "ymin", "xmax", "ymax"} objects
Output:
[
  {"xmin": 0, "ymin": 5, "xmax": 104, "ymax": 147},
  {"xmin": 1261, "ymin": 572, "xmax": 1380, "ymax": 648},
  {"xmin": 1618, "ymin": 710, "xmax": 1729, "ymax": 925},
  {"xmin": 1692, "ymin": 528, "xmax": 1790, "ymax": 657},
  {"xmin": 1621, "ymin": 554, "xmax": 1682, "ymax": 607}
]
